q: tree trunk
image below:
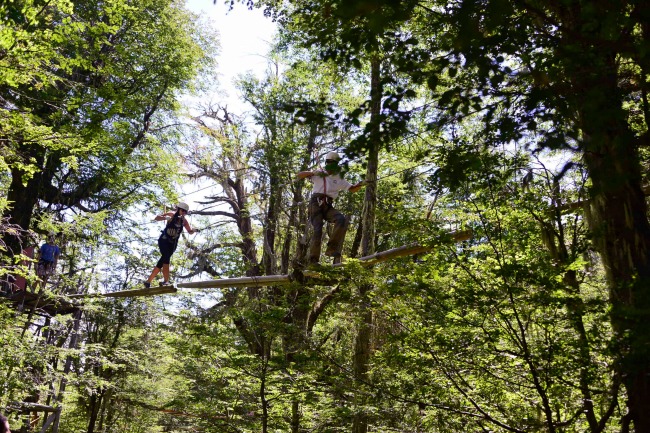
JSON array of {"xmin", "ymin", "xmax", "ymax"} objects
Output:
[
  {"xmin": 352, "ymin": 55, "xmax": 381, "ymax": 433},
  {"xmin": 291, "ymin": 399, "xmax": 300, "ymax": 433},
  {"xmin": 283, "ymin": 123, "xmax": 317, "ymax": 273},
  {"xmin": 262, "ymin": 174, "xmax": 280, "ymax": 276},
  {"xmin": 276, "ymin": 124, "xmax": 323, "ymax": 433},
  {"xmin": 236, "ymin": 178, "xmax": 259, "ymax": 278},
  {"xmin": 539, "ymin": 198, "xmax": 617, "ymax": 431},
  {"xmin": 575, "ymin": 52, "xmax": 650, "ymax": 431},
  {"xmin": 350, "ymin": 216, "xmax": 363, "ymax": 258},
  {"xmin": 3, "ymin": 166, "xmax": 42, "ymax": 254},
  {"xmin": 86, "ymin": 393, "xmax": 101, "ymax": 433},
  {"xmin": 260, "ymin": 362, "xmax": 269, "ymax": 433},
  {"xmin": 52, "ymin": 310, "xmax": 82, "ymax": 433}
]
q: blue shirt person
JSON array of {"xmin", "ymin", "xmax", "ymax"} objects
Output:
[
  {"xmin": 40, "ymin": 242, "xmax": 60, "ymax": 263},
  {"xmin": 37, "ymin": 235, "xmax": 61, "ymax": 288}
]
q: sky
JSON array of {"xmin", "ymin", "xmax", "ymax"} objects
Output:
[
  {"xmin": 186, "ymin": 0, "xmax": 277, "ymax": 111},
  {"xmin": 170, "ymin": 2, "xmax": 277, "ymax": 215}
]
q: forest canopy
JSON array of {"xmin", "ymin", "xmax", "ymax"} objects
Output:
[{"xmin": 1, "ymin": 0, "xmax": 649, "ymax": 432}]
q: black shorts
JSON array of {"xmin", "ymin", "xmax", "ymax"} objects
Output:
[
  {"xmin": 156, "ymin": 238, "xmax": 178, "ymax": 268},
  {"xmin": 37, "ymin": 260, "xmax": 56, "ymax": 278}
]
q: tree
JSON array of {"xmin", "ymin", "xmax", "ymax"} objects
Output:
[
  {"xmin": 180, "ymin": 54, "xmax": 369, "ymax": 429},
  {"xmin": 0, "ymin": 2, "xmax": 216, "ymax": 431},
  {"xmin": 1, "ymin": 0, "xmax": 211, "ymax": 253},
  {"xmin": 411, "ymin": 2, "xmax": 650, "ymax": 428},
  {"xmin": 249, "ymin": 0, "xmax": 650, "ymax": 428}
]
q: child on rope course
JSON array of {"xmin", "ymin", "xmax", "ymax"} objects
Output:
[
  {"xmin": 144, "ymin": 202, "xmax": 198, "ymax": 287},
  {"xmin": 296, "ymin": 152, "xmax": 365, "ymax": 264}
]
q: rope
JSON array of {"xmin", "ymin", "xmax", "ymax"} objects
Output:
[
  {"xmin": 178, "ymin": 182, "xmax": 217, "ymax": 198},
  {"xmin": 375, "ymin": 161, "xmax": 436, "ymax": 182},
  {"xmin": 102, "ymin": 151, "xmax": 437, "ymax": 248},
  {"xmin": 178, "ymin": 166, "xmax": 261, "ymax": 199}
]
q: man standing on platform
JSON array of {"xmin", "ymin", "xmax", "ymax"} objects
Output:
[{"xmin": 296, "ymin": 152, "xmax": 365, "ymax": 264}]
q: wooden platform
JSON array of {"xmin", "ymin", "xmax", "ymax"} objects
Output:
[{"xmin": 1, "ymin": 289, "xmax": 80, "ymax": 316}]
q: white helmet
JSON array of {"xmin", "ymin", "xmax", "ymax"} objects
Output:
[
  {"xmin": 325, "ymin": 151, "xmax": 341, "ymax": 162},
  {"xmin": 176, "ymin": 202, "xmax": 190, "ymax": 212}
]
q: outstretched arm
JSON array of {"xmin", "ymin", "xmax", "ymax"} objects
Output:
[
  {"xmin": 183, "ymin": 218, "xmax": 199, "ymax": 234},
  {"xmin": 349, "ymin": 180, "xmax": 367, "ymax": 193},
  {"xmin": 296, "ymin": 171, "xmax": 315, "ymax": 179},
  {"xmin": 154, "ymin": 211, "xmax": 175, "ymax": 221}
]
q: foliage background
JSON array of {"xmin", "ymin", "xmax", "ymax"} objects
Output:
[{"xmin": 2, "ymin": 0, "xmax": 648, "ymax": 432}]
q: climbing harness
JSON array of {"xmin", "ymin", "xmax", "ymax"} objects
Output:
[
  {"xmin": 312, "ymin": 193, "xmax": 333, "ymax": 208},
  {"xmin": 161, "ymin": 213, "xmax": 185, "ymax": 242}
]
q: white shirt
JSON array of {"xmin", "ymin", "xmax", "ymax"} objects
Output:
[{"xmin": 310, "ymin": 171, "xmax": 352, "ymax": 199}]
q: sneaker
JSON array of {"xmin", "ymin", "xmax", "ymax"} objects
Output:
[
  {"xmin": 160, "ymin": 280, "xmax": 171, "ymax": 286},
  {"xmin": 143, "ymin": 281, "xmax": 151, "ymax": 289}
]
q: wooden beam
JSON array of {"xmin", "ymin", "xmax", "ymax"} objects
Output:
[
  {"xmin": 39, "ymin": 410, "xmax": 60, "ymax": 433},
  {"xmin": 349, "ymin": 229, "xmax": 473, "ymax": 267},
  {"xmin": 177, "ymin": 274, "xmax": 292, "ymax": 289},
  {"xmin": 67, "ymin": 285, "xmax": 177, "ymax": 299},
  {"xmin": 3, "ymin": 291, "xmax": 79, "ymax": 316},
  {"xmin": 9, "ymin": 402, "xmax": 58, "ymax": 413}
]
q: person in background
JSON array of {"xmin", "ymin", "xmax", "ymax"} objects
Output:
[
  {"xmin": 296, "ymin": 152, "xmax": 365, "ymax": 264},
  {"xmin": 36, "ymin": 233, "xmax": 60, "ymax": 289},
  {"xmin": 0, "ymin": 413, "xmax": 11, "ymax": 433},
  {"xmin": 144, "ymin": 202, "xmax": 198, "ymax": 287}
]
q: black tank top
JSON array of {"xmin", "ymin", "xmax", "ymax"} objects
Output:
[{"xmin": 161, "ymin": 214, "xmax": 184, "ymax": 242}]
